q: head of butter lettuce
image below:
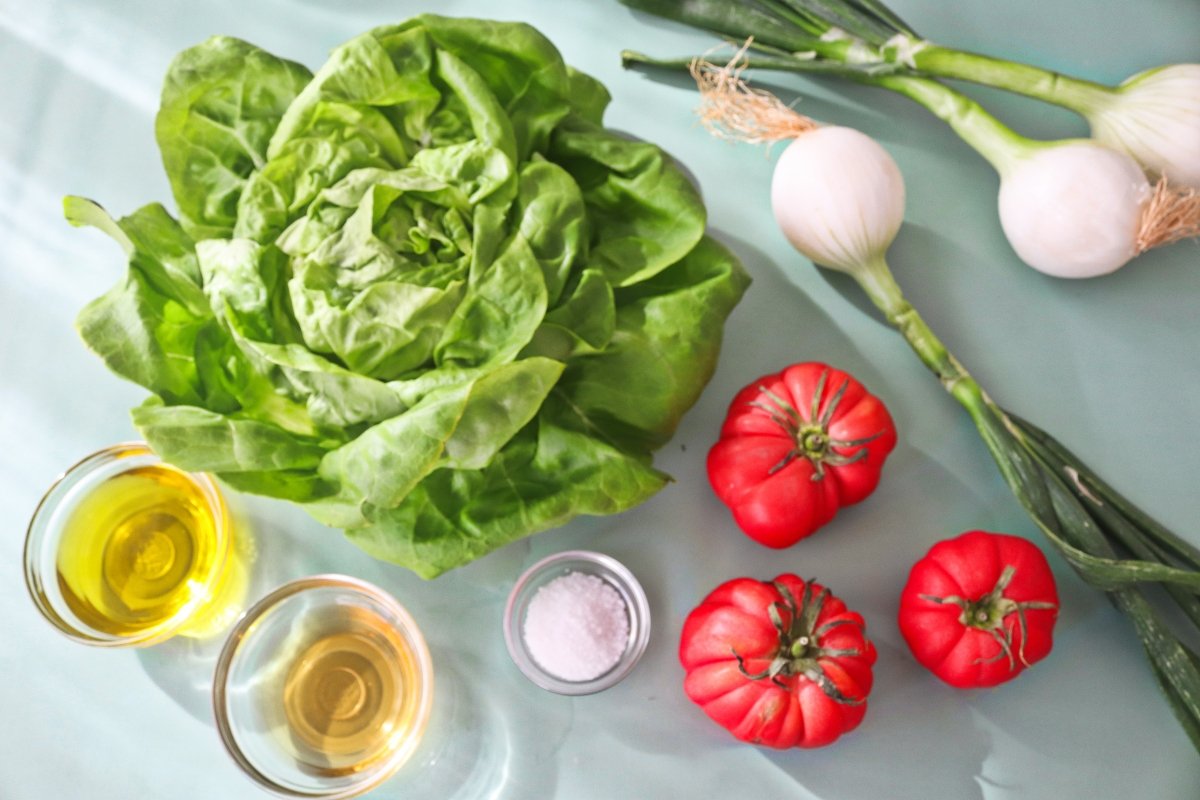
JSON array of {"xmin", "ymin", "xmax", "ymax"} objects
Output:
[{"xmin": 67, "ymin": 15, "xmax": 749, "ymax": 577}]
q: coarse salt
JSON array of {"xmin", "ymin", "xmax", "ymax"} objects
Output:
[{"xmin": 522, "ymin": 570, "xmax": 629, "ymax": 682}]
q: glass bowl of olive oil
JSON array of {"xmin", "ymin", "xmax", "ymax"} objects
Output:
[
  {"xmin": 23, "ymin": 442, "xmax": 245, "ymax": 647},
  {"xmin": 213, "ymin": 575, "xmax": 434, "ymax": 799}
]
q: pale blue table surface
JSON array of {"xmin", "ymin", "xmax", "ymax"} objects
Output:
[{"xmin": 3, "ymin": 0, "xmax": 1199, "ymax": 797}]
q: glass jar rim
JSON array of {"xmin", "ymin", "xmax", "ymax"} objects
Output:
[
  {"xmin": 22, "ymin": 441, "xmax": 232, "ymax": 647},
  {"xmin": 503, "ymin": 549, "xmax": 651, "ymax": 696},
  {"xmin": 212, "ymin": 573, "xmax": 435, "ymax": 800}
]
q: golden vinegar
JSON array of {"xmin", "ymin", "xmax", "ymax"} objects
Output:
[{"xmin": 282, "ymin": 606, "xmax": 424, "ymax": 775}]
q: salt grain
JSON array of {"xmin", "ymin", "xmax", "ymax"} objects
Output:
[{"xmin": 522, "ymin": 571, "xmax": 629, "ymax": 682}]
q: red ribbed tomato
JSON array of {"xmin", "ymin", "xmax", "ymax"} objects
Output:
[
  {"xmin": 707, "ymin": 362, "xmax": 897, "ymax": 547},
  {"xmin": 680, "ymin": 574, "xmax": 876, "ymax": 749},
  {"xmin": 898, "ymin": 530, "xmax": 1059, "ymax": 688}
]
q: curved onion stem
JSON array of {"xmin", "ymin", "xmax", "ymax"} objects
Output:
[
  {"xmin": 619, "ymin": 0, "xmax": 1119, "ymax": 114},
  {"xmin": 865, "ymin": 74, "xmax": 1042, "ymax": 175},
  {"xmin": 853, "ymin": 255, "xmax": 1200, "ymax": 752},
  {"xmin": 899, "ymin": 44, "xmax": 1115, "ymax": 115}
]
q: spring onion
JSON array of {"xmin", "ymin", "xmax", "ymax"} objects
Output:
[
  {"xmin": 687, "ymin": 52, "xmax": 1200, "ymax": 754},
  {"xmin": 618, "ymin": 0, "xmax": 1200, "ymax": 189},
  {"xmin": 1085, "ymin": 65, "xmax": 1200, "ymax": 189},
  {"xmin": 624, "ymin": 40, "xmax": 1200, "ymax": 279},
  {"xmin": 866, "ymin": 73, "xmax": 1200, "ymax": 279}
]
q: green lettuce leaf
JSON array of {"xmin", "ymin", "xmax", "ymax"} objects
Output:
[
  {"xmin": 553, "ymin": 235, "xmax": 751, "ymax": 452},
  {"xmin": 156, "ymin": 37, "xmax": 313, "ymax": 240},
  {"xmin": 69, "ymin": 15, "xmax": 748, "ymax": 577},
  {"xmin": 344, "ymin": 420, "xmax": 668, "ymax": 578}
]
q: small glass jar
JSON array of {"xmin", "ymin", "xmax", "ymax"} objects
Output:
[
  {"xmin": 213, "ymin": 575, "xmax": 434, "ymax": 799},
  {"xmin": 504, "ymin": 550, "xmax": 651, "ymax": 696},
  {"xmin": 23, "ymin": 442, "xmax": 243, "ymax": 647}
]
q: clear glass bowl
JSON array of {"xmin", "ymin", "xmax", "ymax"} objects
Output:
[
  {"xmin": 23, "ymin": 441, "xmax": 239, "ymax": 647},
  {"xmin": 213, "ymin": 575, "xmax": 434, "ymax": 799},
  {"xmin": 504, "ymin": 550, "xmax": 651, "ymax": 695}
]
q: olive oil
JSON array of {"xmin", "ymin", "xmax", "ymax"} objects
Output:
[
  {"xmin": 282, "ymin": 606, "xmax": 425, "ymax": 774},
  {"xmin": 54, "ymin": 463, "xmax": 234, "ymax": 639}
]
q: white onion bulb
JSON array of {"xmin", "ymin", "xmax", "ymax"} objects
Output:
[
  {"xmin": 771, "ymin": 126, "xmax": 905, "ymax": 272},
  {"xmin": 997, "ymin": 142, "xmax": 1150, "ymax": 279},
  {"xmin": 1088, "ymin": 64, "xmax": 1200, "ymax": 190}
]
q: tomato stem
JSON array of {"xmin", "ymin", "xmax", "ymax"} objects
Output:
[
  {"xmin": 732, "ymin": 579, "xmax": 866, "ymax": 704},
  {"xmin": 751, "ymin": 371, "xmax": 882, "ymax": 481},
  {"xmin": 920, "ymin": 564, "xmax": 1057, "ymax": 670}
]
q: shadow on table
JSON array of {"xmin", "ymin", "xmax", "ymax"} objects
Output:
[
  {"xmin": 132, "ymin": 491, "xmax": 566, "ymax": 796},
  {"xmin": 757, "ymin": 639, "xmax": 992, "ymax": 800},
  {"xmin": 585, "ymin": 229, "xmax": 994, "ymax": 796},
  {"xmin": 377, "ymin": 547, "xmax": 572, "ymax": 800},
  {"xmin": 375, "ymin": 658, "xmax": 565, "ymax": 800},
  {"xmin": 134, "ymin": 500, "xmax": 313, "ymax": 725},
  {"xmin": 601, "ymin": 451, "xmax": 996, "ymax": 799},
  {"xmin": 702, "ymin": 229, "xmax": 896, "ymax": 403}
]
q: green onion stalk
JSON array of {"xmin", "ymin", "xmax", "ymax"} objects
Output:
[
  {"xmin": 618, "ymin": 0, "xmax": 1200, "ymax": 189},
  {"xmin": 676, "ymin": 55, "xmax": 1200, "ymax": 752}
]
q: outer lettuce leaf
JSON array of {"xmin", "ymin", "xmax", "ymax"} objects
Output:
[
  {"xmin": 344, "ymin": 420, "xmax": 668, "ymax": 578},
  {"xmin": 156, "ymin": 37, "xmax": 312, "ymax": 240},
  {"xmin": 550, "ymin": 116, "xmax": 707, "ymax": 287},
  {"xmin": 218, "ymin": 469, "xmax": 335, "ymax": 503},
  {"xmin": 307, "ymin": 357, "xmax": 562, "ymax": 528},
  {"xmin": 68, "ymin": 200, "xmax": 209, "ymax": 406},
  {"xmin": 131, "ymin": 399, "xmax": 328, "ymax": 473},
  {"xmin": 397, "ymin": 14, "xmax": 575, "ymax": 159},
  {"xmin": 69, "ymin": 16, "xmax": 749, "ymax": 578},
  {"xmin": 553, "ymin": 235, "xmax": 750, "ymax": 452},
  {"xmin": 565, "ymin": 67, "xmax": 612, "ymax": 126},
  {"xmin": 76, "ymin": 278, "xmax": 207, "ymax": 407}
]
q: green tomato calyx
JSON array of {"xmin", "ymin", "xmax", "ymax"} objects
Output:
[
  {"xmin": 751, "ymin": 369, "xmax": 880, "ymax": 482},
  {"xmin": 732, "ymin": 579, "xmax": 864, "ymax": 705},
  {"xmin": 920, "ymin": 565, "xmax": 1057, "ymax": 671}
]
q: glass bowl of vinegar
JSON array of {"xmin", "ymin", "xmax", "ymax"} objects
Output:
[
  {"xmin": 213, "ymin": 575, "xmax": 434, "ymax": 799},
  {"xmin": 23, "ymin": 442, "xmax": 244, "ymax": 646}
]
